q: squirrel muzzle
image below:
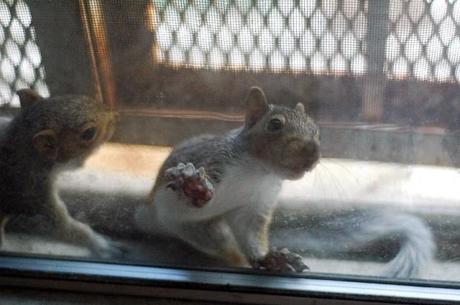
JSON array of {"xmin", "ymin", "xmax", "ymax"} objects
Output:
[{"xmin": 281, "ymin": 138, "xmax": 320, "ymax": 179}]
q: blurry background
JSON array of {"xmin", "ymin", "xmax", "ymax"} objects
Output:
[{"xmin": 0, "ymin": 0, "xmax": 458, "ymax": 165}]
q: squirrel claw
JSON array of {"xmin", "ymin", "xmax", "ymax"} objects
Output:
[
  {"xmin": 254, "ymin": 248, "xmax": 309, "ymax": 273},
  {"xmin": 165, "ymin": 163, "xmax": 214, "ymax": 207},
  {"xmin": 166, "ymin": 181, "xmax": 178, "ymax": 191},
  {"xmin": 90, "ymin": 233, "xmax": 128, "ymax": 259}
]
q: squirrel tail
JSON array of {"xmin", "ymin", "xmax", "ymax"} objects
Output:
[
  {"xmin": 366, "ymin": 212, "xmax": 435, "ymax": 278},
  {"xmin": 272, "ymin": 210, "xmax": 435, "ymax": 278}
]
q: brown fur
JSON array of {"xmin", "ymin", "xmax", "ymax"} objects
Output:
[{"xmin": 0, "ymin": 89, "xmax": 120, "ymax": 258}]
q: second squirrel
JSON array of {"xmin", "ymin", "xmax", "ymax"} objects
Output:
[{"xmin": 0, "ymin": 89, "xmax": 122, "ymax": 258}]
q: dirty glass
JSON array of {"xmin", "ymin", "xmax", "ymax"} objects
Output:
[{"xmin": 0, "ymin": 0, "xmax": 459, "ymax": 285}]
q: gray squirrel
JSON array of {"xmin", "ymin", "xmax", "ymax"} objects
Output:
[
  {"xmin": 0, "ymin": 89, "xmax": 123, "ymax": 258},
  {"xmin": 135, "ymin": 87, "xmax": 435, "ymax": 276}
]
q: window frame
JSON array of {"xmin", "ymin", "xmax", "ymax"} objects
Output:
[
  {"xmin": 1, "ymin": 254, "xmax": 460, "ymax": 305},
  {"xmin": 2, "ymin": 2, "xmax": 460, "ymax": 304}
]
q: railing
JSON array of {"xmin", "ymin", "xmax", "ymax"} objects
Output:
[{"xmin": 1, "ymin": 0, "xmax": 459, "ymax": 128}]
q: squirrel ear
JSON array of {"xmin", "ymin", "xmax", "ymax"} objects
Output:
[
  {"xmin": 245, "ymin": 87, "xmax": 268, "ymax": 128},
  {"xmin": 32, "ymin": 129, "xmax": 58, "ymax": 161},
  {"xmin": 295, "ymin": 103, "xmax": 305, "ymax": 113},
  {"xmin": 17, "ymin": 89, "xmax": 43, "ymax": 109}
]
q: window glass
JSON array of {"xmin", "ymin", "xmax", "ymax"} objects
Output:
[{"xmin": 1, "ymin": 0, "xmax": 460, "ymax": 286}]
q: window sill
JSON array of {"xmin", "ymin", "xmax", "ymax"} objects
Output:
[
  {"xmin": 2, "ymin": 147, "xmax": 460, "ymax": 281},
  {"xmin": 1, "ymin": 133, "xmax": 460, "ymax": 304}
]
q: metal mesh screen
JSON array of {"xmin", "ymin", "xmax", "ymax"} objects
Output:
[
  {"xmin": 150, "ymin": 0, "xmax": 460, "ymax": 83},
  {"xmin": 151, "ymin": 0, "xmax": 368, "ymax": 75},
  {"xmin": 0, "ymin": 0, "xmax": 48, "ymax": 106},
  {"xmin": 386, "ymin": 0, "xmax": 460, "ymax": 82}
]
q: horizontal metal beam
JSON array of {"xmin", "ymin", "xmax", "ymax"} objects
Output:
[{"xmin": 0, "ymin": 255, "xmax": 459, "ymax": 305}]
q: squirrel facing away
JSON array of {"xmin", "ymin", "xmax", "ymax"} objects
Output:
[
  {"xmin": 136, "ymin": 87, "xmax": 319, "ymax": 272},
  {"xmin": 136, "ymin": 86, "xmax": 435, "ymax": 277},
  {"xmin": 0, "ymin": 89, "xmax": 122, "ymax": 258}
]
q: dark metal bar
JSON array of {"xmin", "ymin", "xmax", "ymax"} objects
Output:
[
  {"xmin": 27, "ymin": 1, "xmax": 97, "ymax": 97},
  {"xmin": 363, "ymin": 0, "xmax": 390, "ymax": 121},
  {"xmin": 101, "ymin": 0, "xmax": 155, "ymax": 108},
  {"xmin": 0, "ymin": 255, "xmax": 460, "ymax": 305}
]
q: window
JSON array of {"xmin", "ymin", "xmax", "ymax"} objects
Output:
[{"xmin": 1, "ymin": 1, "xmax": 460, "ymax": 304}]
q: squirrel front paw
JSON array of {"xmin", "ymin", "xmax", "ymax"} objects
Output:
[
  {"xmin": 165, "ymin": 162, "xmax": 214, "ymax": 207},
  {"xmin": 253, "ymin": 248, "xmax": 309, "ymax": 273}
]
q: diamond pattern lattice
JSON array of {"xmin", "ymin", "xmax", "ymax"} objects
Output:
[
  {"xmin": 150, "ymin": 0, "xmax": 368, "ymax": 75},
  {"xmin": 0, "ymin": 0, "xmax": 48, "ymax": 106},
  {"xmin": 386, "ymin": 0, "xmax": 460, "ymax": 82}
]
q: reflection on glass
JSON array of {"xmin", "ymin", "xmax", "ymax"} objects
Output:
[{"xmin": 0, "ymin": 0, "xmax": 460, "ymax": 285}]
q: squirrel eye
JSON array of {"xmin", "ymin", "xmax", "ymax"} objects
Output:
[
  {"xmin": 81, "ymin": 126, "xmax": 97, "ymax": 142},
  {"xmin": 267, "ymin": 118, "xmax": 284, "ymax": 132}
]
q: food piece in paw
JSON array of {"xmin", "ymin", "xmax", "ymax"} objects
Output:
[{"xmin": 165, "ymin": 163, "xmax": 214, "ymax": 207}]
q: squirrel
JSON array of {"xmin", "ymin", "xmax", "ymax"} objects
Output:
[
  {"xmin": 136, "ymin": 86, "xmax": 435, "ymax": 277},
  {"xmin": 0, "ymin": 89, "xmax": 122, "ymax": 258},
  {"xmin": 136, "ymin": 87, "xmax": 319, "ymax": 272}
]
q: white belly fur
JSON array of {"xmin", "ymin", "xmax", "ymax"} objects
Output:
[{"xmin": 135, "ymin": 161, "xmax": 283, "ymax": 234}]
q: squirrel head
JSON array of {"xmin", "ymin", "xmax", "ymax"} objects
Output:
[
  {"xmin": 242, "ymin": 87, "xmax": 320, "ymax": 180},
  {"xmin": 16, "ymin": 89, "xmax": 117, "ymax": 165}
]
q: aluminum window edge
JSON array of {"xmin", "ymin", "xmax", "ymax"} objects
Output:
[{"xmin": 0, "ymin": 255, "xmax": 459, "ymax": 305}]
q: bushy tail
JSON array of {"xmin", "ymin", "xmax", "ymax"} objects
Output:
[{"xmin": 272, "ymin": 210, "xmax": 435, "ymax": 278}]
